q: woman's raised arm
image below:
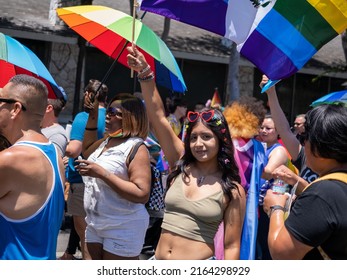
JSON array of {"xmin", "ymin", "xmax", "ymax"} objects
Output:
[{"xmin": 126, "ymin": 46, "xmax": 184, "ymax": 169}]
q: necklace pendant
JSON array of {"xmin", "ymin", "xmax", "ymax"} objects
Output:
[{"xmin": 197, "ymin": 176, "xmax": 205, "ymax": 186}]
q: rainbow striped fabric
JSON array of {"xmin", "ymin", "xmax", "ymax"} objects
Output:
[{"xmin": 141, "ymin": 0, "xmax": 347, "ymax": 80}]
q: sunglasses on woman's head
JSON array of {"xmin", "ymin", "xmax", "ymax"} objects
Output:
[
  {"xmin": 187, "ymin": 110, "xmax": 215, "ymax": 122},
  {"xmin": 106, "ymin": 107, "xmax": 122, "ymax": 117}
]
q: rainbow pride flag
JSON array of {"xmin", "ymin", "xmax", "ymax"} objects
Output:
[
  {"xmin": 141, "ymin": 0, "xmax": 347, "ymax": 80},
  {"xmin": 211, "ymin": 88, "xmax": 222, "ymax": 107}
]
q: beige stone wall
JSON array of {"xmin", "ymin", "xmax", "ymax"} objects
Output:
[{"xmin": 50, "ymin": 42, "xmax": 82, "ymax": 124}]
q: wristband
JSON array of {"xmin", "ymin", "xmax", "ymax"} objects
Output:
[
  {"xmin": 138, "ymin": 72, "xmax": 155, "ymax": 82},
  {"xmin": 139, "ymin": 64, "xmax": 151, "ymax": 75},
  {"xmin": 85, "ymin": 127, "xmax": 97, "ymax": 131},
  {"xmin": 268, "ymin": 205, "xmax": 285, "ymax": 218}
]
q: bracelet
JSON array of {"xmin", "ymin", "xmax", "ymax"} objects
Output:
[
  {"xmin": 139, "ymin": 64, "xmax": 151, "ymax": 75},
  {"xmin": 85, "ymin": 127, "xmax": 97, "ymax": 131},
  {"xmin": 268, "ymin": 205, "xmax": 285, "ymax": 218},
  {"xmin": 138, "ymin": 72, "xmax": 155, "ymax": 82}
]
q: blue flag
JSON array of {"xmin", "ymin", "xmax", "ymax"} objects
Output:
[{"xmin": 240, "ymin": 139, "xmax": 266, "ymax": 260}]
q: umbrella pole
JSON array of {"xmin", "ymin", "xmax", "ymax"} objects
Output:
[
  {"xmin": 130, "ymin": 1, "xmax": 139, "ymax": 78},
  {"xmin": 140, "ymin": 11, "xmax": 147, "ymax": 20},
  {"xmin": 130, "ymin": 10, "xmax": 146, "ymax": 93}
]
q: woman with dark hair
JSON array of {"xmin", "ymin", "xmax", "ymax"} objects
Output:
[
  {"xmin": 258, "ymin": 114, "xmax": 291, "ymax": 181},
  {"xmin": 256, "ymin": 114, "xmax": 296, "ymax": 259},
  {"xmin": 263, "ymin": 103, "xmax": 347, "ymax": 259},
  {"xmin": 126, "ymin": 46, "xmax": 246, "ymax": 260},
  {"xmin": 260, "ymin": 75, "xmax": 318, "ymax": 194},
  {"xmin": 76, "ymin": 93, "xmax": 152, "ymax": 260}
]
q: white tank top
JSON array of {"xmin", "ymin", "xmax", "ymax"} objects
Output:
[{"xmin": 83, "ymin": 137, "xmax": 149, "ymax": 236}]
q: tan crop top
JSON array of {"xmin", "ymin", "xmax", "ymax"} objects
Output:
[{"xmin": 162, "ymin": 174, "xmax": 225, "ymax": 244}]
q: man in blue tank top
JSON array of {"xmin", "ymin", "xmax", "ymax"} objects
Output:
[{"xmin": 0, "ymin": 74, "xmax": 65, "ymax": 259}]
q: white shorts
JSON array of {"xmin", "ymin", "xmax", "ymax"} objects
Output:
[{"xmin": 85, "ymin": 219, "xmax": 149, "ymax": 257}]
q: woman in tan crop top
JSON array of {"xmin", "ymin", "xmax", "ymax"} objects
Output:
[{"xmin": 126, "ymin": 46, "xmax": 246, "ymax": 260}]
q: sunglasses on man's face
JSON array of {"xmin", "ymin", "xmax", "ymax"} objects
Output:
[
  {"xmin": 0, "ymin": 98, "xmax": 26, "ymax": 111},
  {"xmin": 187, "ymin": 110, "xmax": 215, "ymax": 122},
  {"xmin": 106, "ymin": 107, "xmax": 122, "ymax": 117}
]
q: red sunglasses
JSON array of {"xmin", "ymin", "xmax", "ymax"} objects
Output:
[{"xmin": 187, "ymin": 110, "xmax": 215, "ymax": 122}]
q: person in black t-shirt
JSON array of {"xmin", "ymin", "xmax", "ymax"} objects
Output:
[{"xmin": 263, "ymin": 103, "xmax": 347, "ymax": 259}]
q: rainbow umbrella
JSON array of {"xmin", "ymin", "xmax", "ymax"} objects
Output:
[
  {"xmin": 0, "ymin": 32, "xmax": 66, "ymax": 100},
  {"xmin": 56, "ymin": 5, "xmax": 186, "ymax": 93},
  {"xmin": 310, "ymin": 90, "xmax": 347, "ymax": 107}
]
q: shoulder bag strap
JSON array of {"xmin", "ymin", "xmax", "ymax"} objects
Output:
[
  {"xmin": 317, "ymin": 246, "xmax": 331, "ymax": 260},
  {"xmin": 302, "ymin": 172, "xmax": 347, "ymax": 192},
  {"xmin": 126, "ymin": 141, "xmax": 144, "ymax": 167}
]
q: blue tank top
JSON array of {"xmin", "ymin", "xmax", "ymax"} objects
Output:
[
  {"xmin": 265, "ymin": 143, "xmax": 281, "ymax": 157},
  {"xmin": 0, "ymin": 141, "xmax": 65, "ymax": 260}
]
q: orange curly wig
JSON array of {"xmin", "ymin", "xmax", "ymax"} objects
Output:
[{"xmin": 223, "ymin": 96, "xmax": 266, "ymax": 139}]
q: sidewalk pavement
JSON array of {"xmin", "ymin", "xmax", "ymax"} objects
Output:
[{"xmin": 56, "ymin": 229, "xmax": 71, "ymax": 259}]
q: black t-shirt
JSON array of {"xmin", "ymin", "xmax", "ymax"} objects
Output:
[
  {"xmin": 285, "ymin": 179, "xmax": 347, "ymax": 259},
  {"xmin": 292, "ymin": 147, "xmax": 318, "ymax": 183}
]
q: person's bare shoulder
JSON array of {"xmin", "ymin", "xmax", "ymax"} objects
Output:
[
  {"xmin": 1, "ymin": 146, "xmax": 27, "ymax": 167},
  {"xmin": 0, "ymin": 147, "xmax": 34, "ymax": 198},
  {"xmin": 231, "ymin": 182, "xmax": 246, "ymax": 196},
  {"xmin": 269, "ymin": 145, "xmax": 289, "ymax": 160},
  {"xmin": 0, "ymin": 144, "xmax": 49, "ymax": 175}
]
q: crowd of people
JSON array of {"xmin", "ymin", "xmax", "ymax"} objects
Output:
[{"xmin": 1, "ymin": 46, "xmax": 347, "ymax": 260}]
